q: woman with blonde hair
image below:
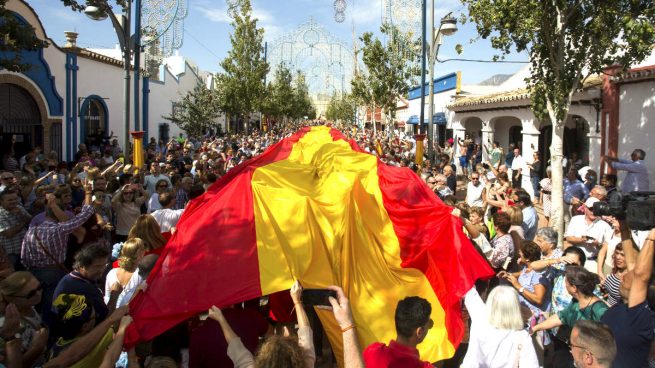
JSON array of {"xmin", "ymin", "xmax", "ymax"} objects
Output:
[
  {"xmin": 105, "ymin": 238, "xmax": 146, "ymax": 308},
  {"xmin": 506, "ymin": 206, "xmax": 525, "ymax": 239},
  {"xmin": 462, "ymin": 285, "xmax": 538, "ymax": 367},
  {"xmin": 128, "ymin": 214, "xmax": 167, "ymax": 252}
]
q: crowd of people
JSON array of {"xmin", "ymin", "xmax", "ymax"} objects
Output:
[{"xmin": 0, "ymin": 123, "xmax": 651, "ymax": 368}]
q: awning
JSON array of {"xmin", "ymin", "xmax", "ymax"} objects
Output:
[{"xmin": 406, "ymin": 113, "xmax": 447, "ymax": 125}]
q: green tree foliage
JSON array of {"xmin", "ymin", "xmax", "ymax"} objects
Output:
[
  {"xmin": 461, "ymin": 0, "xmax": 655, "ymax": 241},
  {"xmin": 163, "ymin": 80, "xmax": 221, "ymax": 137},
  {"xmin": 325, "ymin": 93, "xmax": 356, "ymax": 124},
  {"xmin": 351, "ymin": 23, "xmax": 419, "ymax": 131},
  {"xmin": 290, "ymin": 70, "xmax": 316, "ymax": 120},
  {"xmin": 215, "ymin": 0, "xmax": 268, "ymax": 132},
  {"xmin": 261, "ymin": 63, "xmax": 295, "ymax": 122},
  {"xmin": 0, "ymin": 0, "xmax": 47, "ymax": 72}
]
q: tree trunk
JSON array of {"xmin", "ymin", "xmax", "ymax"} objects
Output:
[
  {"xmin": 372, "ymin": 103, "xmax": 377, "ymax": 135},
  {"xmin": 547, "ymin": 102, "xmax": 566, "ymax": 247}
]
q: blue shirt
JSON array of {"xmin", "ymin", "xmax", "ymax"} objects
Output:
[
  {"xmin": 611, "ymin": 159, "xmax": 649, "ymax": 193},
  {"xmin": 602, "ymin": 301, "xmax": 655, "ymax": 368},
  {"xmin": 564, "ymin": 179, "xmax": 589, "ymax": 205},
  {"xmin": 522, "ymin": 206, "xmax": 538, "ymax": 241}
]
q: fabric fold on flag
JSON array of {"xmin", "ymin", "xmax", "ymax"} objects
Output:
[{"xmin": 124, "ymin": 125, "xmax": 494, "ymax": 363}]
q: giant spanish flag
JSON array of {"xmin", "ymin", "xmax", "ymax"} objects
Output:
[{"xmin": 124, "ymin": 126, "xmax": 493, "ymax": 362}]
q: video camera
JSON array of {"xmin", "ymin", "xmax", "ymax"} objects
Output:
[{"xmin": 592, "ymin": 191, "xmax": 655, "ymax": 231}]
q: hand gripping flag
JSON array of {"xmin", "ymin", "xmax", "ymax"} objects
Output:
[{"xmin": 124, "ymin": 126, "xmax": 494, "ymax": 362}]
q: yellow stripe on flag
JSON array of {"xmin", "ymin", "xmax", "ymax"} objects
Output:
[{"xmin": 251, "ymin": 126, "xmax": 455, "ymax": 363}]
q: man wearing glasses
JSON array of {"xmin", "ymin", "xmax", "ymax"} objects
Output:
[
  {"xmin": 0, "ymin": 189, "xmax": 31, "ymax": 269},
  {"xmin": 465, "ymin": 173, "xmax": 486, "ymax": 208},
  {"xmin": 0, "ymin": 171, "xmax": 16, "ymax": 191},
  {"xmin": 569, "ymin": 320, "xmax": 616, "ymax": 368}
]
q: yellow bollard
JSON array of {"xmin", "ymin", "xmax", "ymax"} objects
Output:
[
  {"xmin": 414, "ymin": 134, "xmax": 425, "ymax": 168},
  {"xmin": 131, "ymin": 131, "xmax": 145, "ymax": 174}
]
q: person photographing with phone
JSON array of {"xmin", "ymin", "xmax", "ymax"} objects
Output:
[{"xmin": 206, "ymin": 281, "xmax": 364, "ymax": 368}]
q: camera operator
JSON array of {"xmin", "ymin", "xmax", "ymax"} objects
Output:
[{"xmin": 564, "ymin": 197, "xmax": 613, "ymax": 274}]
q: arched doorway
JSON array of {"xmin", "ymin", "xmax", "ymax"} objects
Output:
[
  {"xmin": 0, "ymin": 83, "xmax": 42, "ymax": 164},
  {"xmin": 539, "ymin": 115, "xmax": 590, "ymax": 169},
  {"xmin": 463, "ymin": 117, "xmax": 483, "ymax": 144},
  {"xmin": 80, "ymin": 97, "xmax": 108, "ymax": 151}
]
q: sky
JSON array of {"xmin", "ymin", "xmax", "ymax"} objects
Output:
[{"xmin": 28, "ymin": 0, "xmax": 529, "ymax": 85}]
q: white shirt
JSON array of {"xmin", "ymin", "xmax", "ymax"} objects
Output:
[
  {"xmin": 462, "ymin": 288, "xmax": 539, "ymax": 368},
  {"xmin": 611, "ymin": 159, "xmax": 649, "ymax": 193},
  {"xmin": 104, "ymin": 268, "xmax": 143, "ymax": 307},
  {"xmin": 147, "ymin": 193, "xmax": 162, "ymax": 213},
  {"xmin": 466, "ymin": 182, "xmax": 485, "ymax": 207},
  {"xmin": 564, "ymin": 215, "xmax": 613, "ymax": 259},
  {"xmin": 511, "ymin": 154, "xmax": 526, "ymax": 173},
  {"xmin": 151, "ymin": 208, "xmax": 185, "ymax": 232}
]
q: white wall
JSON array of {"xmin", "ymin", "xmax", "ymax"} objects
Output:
[
  {"xmin": 618, "ymin": 80, "xmax": 655, "ymax": 187},
  {"xmin": 148, "ymin": 63, "xmax": 202, "ymax": 141},
  {"xmin": 76, "ymin": 56, "xmax": 130, "ymax": 150}
]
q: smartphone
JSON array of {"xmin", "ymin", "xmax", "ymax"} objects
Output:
[{"xmin": 301, "ymin": 289, "xmax": 336, "ymax": 306}]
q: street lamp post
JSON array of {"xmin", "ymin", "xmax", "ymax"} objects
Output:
[
  {"xmin": 426, "ymin": 8, "xmax": 457, "ymax": 163},
  {"xmin": 84, "ymin": 2, "xmax": 137, "ymax": 158}
]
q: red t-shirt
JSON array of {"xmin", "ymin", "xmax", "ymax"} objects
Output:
[{"xmin": 363, "ymin": 340, "xmax": 433, "ymax": 368}]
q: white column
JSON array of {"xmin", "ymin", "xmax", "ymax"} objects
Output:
[
  {"xmin": 588, "ymin": 131, "xmax": 602, "ymax": 172},
  {"xmin": 481, "ymin": 119, "xmax": 493, "ymax": 162},
  {"xmin": 521, "ymin": 117, "xmax": 541, "ymax": 200},
  {"xmin": 453, "ymin": 126, "xmax": 467, "ymax": 175}
]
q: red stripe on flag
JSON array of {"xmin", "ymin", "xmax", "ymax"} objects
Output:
[
  {"xmin": 123, "ymin": 127, "xmax": 312, "ymax": 347},
  {"xmin": 376, "ymin": 163, "xmax": 494, "ymax": 347}
]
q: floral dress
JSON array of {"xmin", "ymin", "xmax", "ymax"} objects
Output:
[{"xmin": 539, "ymin": 177, "xmax": 552, "ymax": 217}]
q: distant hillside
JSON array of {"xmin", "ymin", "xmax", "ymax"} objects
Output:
[{"xmin": 478, "ymin": 74, "xmax": 513, "ymax": 86}]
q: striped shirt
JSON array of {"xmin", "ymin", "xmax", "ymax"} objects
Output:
[
  {"xmin": 0, "ymin": 206, "xmax": 30, "ymax": 255},
  {"xmin": 21, "ymin": 205, "xmax": 95, "ymax": 268},
  {"xmin": 604, "ymin": 273, "xmax": 623, "ymax": 307},
  {"xmin": 174, "ymin": 188, "xmax": 189, "ymax": 210}
]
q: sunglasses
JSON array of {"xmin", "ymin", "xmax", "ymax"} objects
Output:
[
  {"xmin": 1, "ymin": 177, "xmax": 14, "ymax": 180},
  {"xmin": 158, "ymin": 185, "xmax": 168, "ymax": 188},
  {"xmin": 14, "ymin": 284, "xmax": 42, "ymax": 299}
]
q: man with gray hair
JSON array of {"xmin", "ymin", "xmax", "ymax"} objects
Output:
[
  {"xmin": 603, "ymin": 148, "xmax": 649, "ymax": 192},
  {"xmin": 569, "ymin": 320, "xmax": 616, "ymax": 368}
]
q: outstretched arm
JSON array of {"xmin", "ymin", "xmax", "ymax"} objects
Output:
[{"xmin": 327, "ymin": 285, "xmax": 364, "ymax": 368}]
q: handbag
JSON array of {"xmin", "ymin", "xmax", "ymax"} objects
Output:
[{"xmin": 34, "ymin": 231, "xmax": 70, "ymax": 273}]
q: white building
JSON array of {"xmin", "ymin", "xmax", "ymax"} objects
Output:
[
  {"xmin": 0, "ymin": 0, "xmax": 220, "ymax": 162},
  {"xmin": 446, "ymin": 59, "xmax": 655, "ymax": 194}
]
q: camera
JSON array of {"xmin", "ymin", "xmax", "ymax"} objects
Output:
[
  {"xmin": 482, "ymin": 162, "xmax": 490, "ymax": 170},
  {"xmin": 592, "ymin": 191, "xmax": 655, "ymax": 230}
]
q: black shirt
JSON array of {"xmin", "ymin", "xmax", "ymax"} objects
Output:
[
  {"xmin": 601, "ymin": 300, "xmax": 655, "ymax": 368},
  {"xmin": 52, "ymin": 271, "xmax": 108, "ymax": 324}
]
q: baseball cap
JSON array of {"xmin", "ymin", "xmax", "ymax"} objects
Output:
[{"xmin": 585, "ymin": 197, "xmax": 600, "ymax": 208}]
